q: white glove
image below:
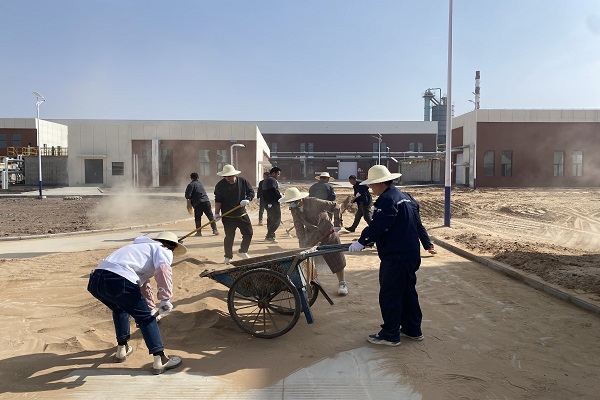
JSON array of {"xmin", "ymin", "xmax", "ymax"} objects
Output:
[
  {"xmin": 354, "ymin": 193, "xmax": 361, "ymax": 198},
  {"xmin": 333, "ymin": 226, "xmax": 341, "ymax": 233},
  {"xmin": 214, "ymin": 213, "xmax": 221, "ymax": 221},
  {"xmin": 348, "ymin": 241, "xmax": 365, "ymax": 252},
  {"xmin": 240, "ymin": 199, "xmax": 250, "ymax": 207},
  {"xmin": 158, "ymin": 300, "xmax": 173, "ymax": 315},
  {"xmin": 267, "ymin": 203, "xmax": 273, "ymax": 209}
]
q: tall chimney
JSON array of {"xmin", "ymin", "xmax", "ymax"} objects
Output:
[{"xmin": 474, "ymin": 70, "xmax": 480, "ymax": 109}]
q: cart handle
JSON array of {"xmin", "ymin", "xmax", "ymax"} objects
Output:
[{"xmin": 179, "ymin": 204, "xmax": 242, "ymax": 242}]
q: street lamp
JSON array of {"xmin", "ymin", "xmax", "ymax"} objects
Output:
[
  {"xmin": 371, "ymin": 133, "xmax": 382, "ymax": 165},
  {"xmin": 230, "ymin": 143, "xmax": 245, "ymax": 168},
  {"xmin": 469, "ymin": 90, "xmax": 479, "ymax": 189},
  {"xmin": 33, "ymin": 91, "xmax": 45, "ymax": 199}
]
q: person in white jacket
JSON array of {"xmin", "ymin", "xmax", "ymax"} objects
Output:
[{"xmin": 87, "ymin": 231, "xmax": 186, "ymax": 375}]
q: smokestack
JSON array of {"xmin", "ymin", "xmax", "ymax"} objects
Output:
[{"xmin": 474, "ymin": 70, "xmax": 480, "ymax": 109}]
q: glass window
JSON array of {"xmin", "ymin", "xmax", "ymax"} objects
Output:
[
  {"xmin": 417, "ymin": 142, "xmax": 423, "ymax": 152},
  {"xmin": 308, "ymin": 143, "xmax": 314, "ymax": 153},
  {"xmin": 300, "ymin": 143, "xmax": 305, "ymax": 152},
  {"xmin": 160, "ymin": 148, "xmax": 173, "ymax": 176},
  {"xmin": 112, "ymin": 162, "xmax": 124, "ymax": 176},
  {"xmin": 141, "ymin": 148, "xmax": 152, "ymax": 174},
  {"xmin": 573, "ymin": 150, "xmax": 583, "ymax": 177},
  {"xmin": 216, "ymin": 149, "xmax": 228, "ymax": 173},
  {"xmin": 198, "ymin": 150, "xmax": 210, "ymax": 176},
  {"xmin": 409, "ymin": 143, "xmax": 415, "ymax": 152},
  {"xmin": 553, "ymin": 151, "xmax": 564, "ymax": 177},
  {"xmin": 501, "ymin": 150, "xmax": 512, "ymax": 177},
  {"xmin": 484, "ymin": 150, "xmax": 495, "ymax": 176},
  {"xmin": 271, "ymin": 142, "xmax": 278, "ymax": 153},
  {"xmin": 13, "ymin": 133, "xmax": 22, "ymax": 148},
  {"xmin": 0, "ymin": 133, "xmax": 6, "ymax": 148}
]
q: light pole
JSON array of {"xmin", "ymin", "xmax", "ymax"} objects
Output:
[
  {"xmin": 444, "ymin": 0, "xmax": 453, "ymax": 227},
  {"xmin": 33, "ymin": 91, "xmax": 45, "ymax": 199},
  {"xmin": 371, "ymin": 133, "xmax": 382, "ymax": 165},
  {"xmin": 469, "ymin": 97, "xmax": 478, "ymax": 189},
  {"xmin": 230, "ymin": 143, "xmax": 245, "ymax": 168}
]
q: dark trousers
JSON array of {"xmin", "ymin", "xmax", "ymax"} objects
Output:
[
  {"xmin": 87, "ymin": 269, "xmax": 164, "ymax": 354},
  {"xmin": 258, "ymin": 198, "xmax": 266, "ymax": 221},
  {"xmin": 265, "ymin": 203, "xmax": 281, "ymax": 239},
  {"xmin": 349, "ymin": 202, "xmax": 373, "ymax": 230},
  {"xmin": 377, "ymin": 258, "xmax": 422, "ymax": 342},
  {"xmin": 194, "ymin": 202, "xmax": 217, "ymax": 231},
  {"xmin": 222, "ymin": 214, "xmax": 253, "ymax": 258}
]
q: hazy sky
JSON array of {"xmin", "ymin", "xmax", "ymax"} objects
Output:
[{"xmin": 1, "ymin": 1, "xmax": 599, "ymax": 121}]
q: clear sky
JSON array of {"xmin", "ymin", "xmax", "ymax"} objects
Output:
[{"xmin": 1, "ymin": 1, "xmax": 599, "ymax": 121}]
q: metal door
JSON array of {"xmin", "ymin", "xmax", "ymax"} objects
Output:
[{"xmin": 85, "ymin": 159, "xmax": 103, "ymax": 184}]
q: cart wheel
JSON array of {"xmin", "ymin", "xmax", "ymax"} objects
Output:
[
  {"xmin": 274, "ymin": 281, "xmax": 319, "ymax": 316},
  {"xmin": 228, "ymin": 268, "xmax": 301, "ymax": 339}
]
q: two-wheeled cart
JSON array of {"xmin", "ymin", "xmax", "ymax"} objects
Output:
[{"xmin": 200, "ymin": 244, "xmax": 348, "ymax": 338}]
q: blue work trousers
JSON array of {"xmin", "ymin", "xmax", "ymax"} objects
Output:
[
  {"xmin": 377, "ymin": 258, "xmax": 423, "ymax": 342},
  {"xmin": 87, "ymin": 269, "xmax": 164, "ymax": 354}
]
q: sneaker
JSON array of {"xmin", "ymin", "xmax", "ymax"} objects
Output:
[
  {"xmin": 224, "ymin": 257, "xmax": 232, "ymax": 265},
  {"xmin": 367, "ymin": 334, "xmax": 400, "ymax": 347},
  {"xmin": 238, "ymin": 251, "xmax": 250, "ymax": 259},
  {"xmin": 194, "ymin": 231, "xmax": 202, "ymax": 237},
  {"xmin": 212, "ymin": 229, "xmax": 220, "ymax": 235},
  {"xmin": 115, "ymin": 345, "xmax": 133, "ymax": 362},
  {"xmin": 258, "ymin": 220, "xmax": 263, "ymax": 226},
  {"xmin": 344, "ymin": 227, "xmax": 355, "ymax": 233},
  {"xmin": 338, "ymin": 281, "xmax": 348, "ymax": 296},
  {"xmin": 152, "ymin": 355, "xmax": 183, "ymax": 375},
  {"xmin": 400, "ymin": 331, "xmax": 424, "ymax": 341},
  {"xmin": 265, "ymin": 237, "xmax": 278, "ymax": 243}
]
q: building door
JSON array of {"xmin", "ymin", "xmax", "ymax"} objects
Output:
[
  {"xmin": 455, "ymin": 154, "xmax": 465, "ymax": 185},
  {"xmin": 85, "ymin": 159, "xmax": 104, "ymax": 184}
]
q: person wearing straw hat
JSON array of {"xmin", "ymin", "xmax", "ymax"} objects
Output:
[
  {"xmin": 280, "ymin": 187, "xmax": 349, "ymax": 295},
  {"xmin": 214, "ymin": 164, "xmax": 255, "ymax": 264},
  {"xmin": 347, "ymin": 165, "xmax": 428, "ymax": 346},
  {"xmin": 309, "ymin": 172, "xmax": 337, "ymax": 201},
  {"xmin": 87, "ymin": 231, "xmax": 186, "ymax": 374}
]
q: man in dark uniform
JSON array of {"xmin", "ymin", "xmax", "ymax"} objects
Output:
[
  {"xmin": 185, "ymin": 172, "xmax": 219, "ymax": 236},
  {"xmin": 262, "ymin": 166, "xmax": 282, "ymax": 242},
  {"xmin": 214, "ymin": 164, "xmax": 255, "ymax": 264},
  {"xmin": 349, "ymin": 165, "xmax": 428, "ymax": 346},
  {"xmin": 256, "ymin": 171, "xmax": 269, "ymax": 226},
  {"xmin": 344, "ymin": 174, "xmax": 373, "ymax": 233}
]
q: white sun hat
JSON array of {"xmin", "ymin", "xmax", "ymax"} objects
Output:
[
  {"xmin": 316, "ymin": 172, "xmax": 335, "ymax": 181},
  {"xmin": 279, "ymin": 187, "xmax": 310, "ymax": 203},
  {"xmin": 155, "ymin": 231, "xmax": 187, "ymax": 256},
  {"xmin": 217, "ymin": 164, "xmax": 241, "ymax": 176},
  {"xmin": 360, "ymin": 165, "xmax": 402, "ymax": 185}
]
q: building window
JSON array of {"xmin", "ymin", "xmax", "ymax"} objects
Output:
[
  {"xmin": 0, "ymin": 133, "xmax": 6, "ymax": 148},
  {"xmin": 271, "ymin": 142, "xmax": 278, "ymax": 153},
  {"xmin": 216, "ymin": 149, "xmax": 228, "ymax": 173},
  {"xmin": 13, "ymin": 133, "xmax": 22, "ymax": 148},
  {"xmin": 141, "ymin": 148, "xmax": 152, "ymax": 174},
  {"xmin": 417, "ymin": 143, "xmax": 423, "ymax": 152},
  {"xmin": 300, "ymin": 143, "xmax": 305, "ymax": 153},
  {"xmin": 160, "ymin": 148, "xmax": 173, "ymax": 176},
  {"xmin": 198, "ymin": 150, "xmax": 210, "ymax": 176},
  {"xmin": 409, "ymin": 143, "xmax": 415, "ymax": 152},
  {"xmin": 553, "ymin": 151, "xmax": 564, "ymax": 177},
  {"xmin": 484, "ymin": 150, "xmax": 495, "ymax": 176},
  {"xmin": 308, "ymin": 143, "xmax": 314, "ymax": 153},
  {"xmin": 573, "ymin": 150, "xmax": 583, "ymax": 177},
  {"xmin": 501, "ymin": 150, "xmax": 512, "ymax": 177},
  {"xmin": 112, "ymin": 162, "xmax": 124, "ymax": 176}
]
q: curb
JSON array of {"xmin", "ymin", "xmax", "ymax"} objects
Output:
[
  {"xmin": 432, "ymin": 236, "xmax": 600, "ymax": 316},
  {"xmin": 0, "ymin": 218, "xmax": 194, "ymax": 242}
]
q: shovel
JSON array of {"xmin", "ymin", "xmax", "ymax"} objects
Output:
[{"xmin": 178, "ymin": 204, "xmax": 242, "ymax": 243}]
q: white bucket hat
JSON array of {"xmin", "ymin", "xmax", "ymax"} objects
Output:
[
  {"xmin": 155, "ymin": 231, "xmax": 187, "ymax": 256},
  {"xmin": 316, "ymin": 172, "xmax": 335, "ymax": 181},
  {"xmin": 279, "ymin": 187, "xmax": 309, "ymax": 203},
  {"xmin": 217, "ymin": 164, "xmax": 241, "ymax": 176},
  {"xmin": 360, "ymin": 165, "xmax": 402, "ymax": 185}
]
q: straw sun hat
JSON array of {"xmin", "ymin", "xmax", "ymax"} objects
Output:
[
  {"xmin": 279, "ymin": 187, "xmax": 309, "ymax": 203},
  {"xmin": 316, "ymin": 172, "xmax": 335, "ymax": 181},
  {"xmin": 360, "ymin": 165, "xmax": 402, "ymax": 185},
  {"xmin": 155, "ymin": 231, "xmax": 187, "ymax": 256},
  {"xmin": 217, "ymin": 164, "xmax": 241, "ymax": 176}
]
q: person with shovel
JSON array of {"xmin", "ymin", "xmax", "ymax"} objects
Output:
[
  {"xmin": 87, "ymin": 231, "xmax": 186, "ymax": 374},
  {"xmin": 280, "ymin": 187, "xmax": 349, "ymax": 295},
  {"xmin": 214, "ymin": 164, "xmax": 255, "ymax": 264},
  {"xmin": 185, "ymin": 172, "xmax": 219, "ymax": 237}
]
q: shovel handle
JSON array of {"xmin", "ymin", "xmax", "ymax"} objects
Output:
[{"xmin": 179, "ymin": 204, "xmax": 242, "ymax": 242}]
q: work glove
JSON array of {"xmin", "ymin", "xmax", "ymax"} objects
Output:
[
  {"xmin": 348, "ymin": 241, "xmax": 365, "ymax": 252},
  {"xmin": 427, "ymin": 247, "xmax": 437, "ymax": 254},
  {"xmin": 240, "ymin": 199, "xmax": 250, "ymax": 207},
  {"xmin": 186, "ymin": 199, "xmax": 193, "ymax": 215},
  {"xmin": 158, "ymin": 300, "xmax": 173, "ymax": 315},
  {"xmin": 333, "ymin": 226, "xmax": 341, "ymax": 233},
  {"xmin": 214, "ymin": 213, "xmax": 221, "ymax": 221},
  {"xmin": 267, "ymin": 203, "xmax": 273, "ymax": 209}
]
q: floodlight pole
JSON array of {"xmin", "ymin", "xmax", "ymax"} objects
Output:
[
  {"xmin": 230, "ymin": 143, "xmax": 245, "ymax": 168},
  {"xmin": 33, "ymin": 91, "xmax": 46, "ymax": 199},
  {"xmin": 371, "ymin": 134, "xmax": 382, "ymax": 165},
  {"xmin": 444, "ymin": 0, "xmax": 453, "ymax": 227}
]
